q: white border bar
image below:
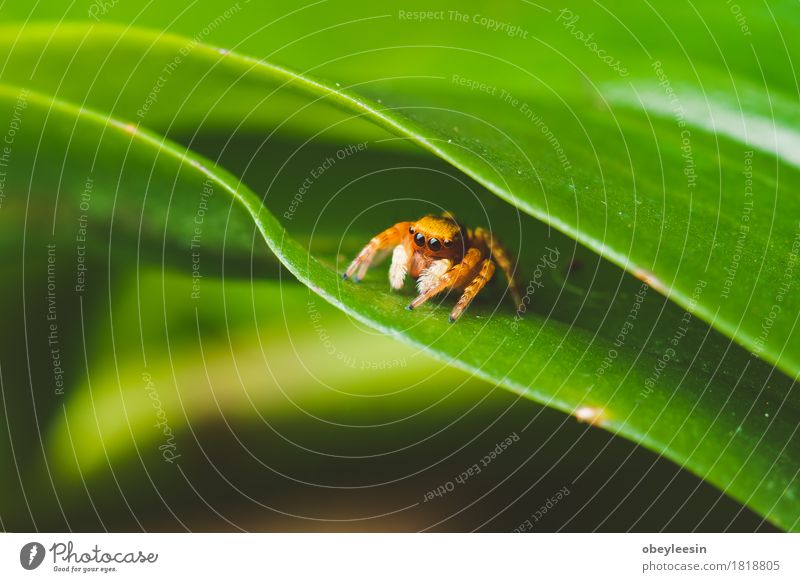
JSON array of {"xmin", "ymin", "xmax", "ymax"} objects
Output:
[{"xmin": 1, "ymin": 533, "xmax": 798, "ymax": 581}]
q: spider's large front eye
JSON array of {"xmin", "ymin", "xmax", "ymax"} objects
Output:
[
  {"xmin": 428, "ymin": 238, "xmax": 441, "ymax": 251},
  {"xmin": 414, "ymin": 232, "xmax": 426, "ymax": 247}
]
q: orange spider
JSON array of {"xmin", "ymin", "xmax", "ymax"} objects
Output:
[{"xmin": 343, "ymin": 213, "xmax": 523, "ymax": 322}]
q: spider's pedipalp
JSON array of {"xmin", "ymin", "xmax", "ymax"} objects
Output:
[
  {"xmin": 344, "ymin": 221, "xmax": 413, "ymax": 281},
  {"xmin": 449, "ymin": 258, "xmax": 496, "ymax": 322},
  {"xmin": 389, "ymin": 244, "xmax": 411, "ymax": 289},
  {"xmin": 417, "ymin": 258, "xmax": 451, "ymax": 295}
]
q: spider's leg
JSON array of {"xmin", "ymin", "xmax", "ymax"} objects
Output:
[
  {"xmin": 344, "ymin": 222, "xmax": 413, "ymax": 282},
  {"xmin": 359, "ymin": 247, "xmax": 390, "ymax": 281},
  {"xmin": 473, "ymin": 227, "xmax": 523, "ymax": 308},
  {"xmin": 407, "ymin": 248, "xmax": 482, "ymax": 310},
  {"xmin": 449, "ymin": 259, "xmax": 496, "ymax": 322}
]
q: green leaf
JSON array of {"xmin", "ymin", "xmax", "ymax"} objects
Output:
[
  {"xmin": 2, "ymin": 15, "xmax": 798, "ymax": 377},
  {"xmin": 1, "ymin": 74, "xmax": 796, "ymax": 531},
  {"xmin": 2, "ymin": 2, "xmax": 800, "ymax": 530}
]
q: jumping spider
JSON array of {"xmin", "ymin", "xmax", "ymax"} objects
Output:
[{"xmin": 343, "ymin": 213, "xmax": 523, "ymax": 322}]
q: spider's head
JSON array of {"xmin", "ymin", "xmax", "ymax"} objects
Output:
[{"xmin": 408, "ymin": 214, "xmax": 465, "ymax": 260}]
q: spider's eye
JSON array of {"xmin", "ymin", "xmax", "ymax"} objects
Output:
[
  {"xmin": 428, "ymin": 238, "xmax": 441, "ymax": 251},
  {"xmin": 414, "ymin": 232, "xmax": 426, "ymax": 247},
  {"xmin": 443, "ymin": 239, "xmax": 453, "ymax": 247},
  {"xmin": 409, "ymin": 226, "xmax": 415, "ymax": 234}
]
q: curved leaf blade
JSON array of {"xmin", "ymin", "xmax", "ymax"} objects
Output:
[
  {"xmin": 2, "ymin": 21, "xmax": 798, "ymax": 378},
  {"xmin": 0, "ymin": 12, "xmax": 798, "ymax": 530}
]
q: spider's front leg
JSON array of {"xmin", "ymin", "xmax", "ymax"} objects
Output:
[
  {"xmin": 344, "ymin": 222, "xmax": 413, "ymax": 282},
  {"xmin": 407, "ymin": 248, "xmax": 482, "ymax": 311}
]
